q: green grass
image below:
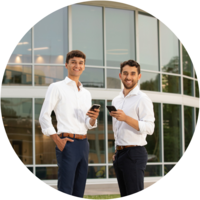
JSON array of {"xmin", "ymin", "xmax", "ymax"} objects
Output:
[{"xmin": 84, "ymin": 194, "xmax": 120, "ymax": 199}]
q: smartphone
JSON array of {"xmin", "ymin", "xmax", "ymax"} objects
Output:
[
  {"xmin": 106, "ymin": 105, "xmax": 117, "ymax": 112},
  {"xmin": 89, "ymin": 104, "xmax": 101, "ymax": 111}
]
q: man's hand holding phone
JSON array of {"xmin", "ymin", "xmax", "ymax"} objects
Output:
[
  {"xmin": 108, "ymin": 106, "xmax": 127, "ymax": 122},
  {"xmin": 86, "ymin": 104, "xmax": 100, "ymax": 126}
]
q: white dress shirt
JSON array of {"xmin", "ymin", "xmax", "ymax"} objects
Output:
[
  {"xmin": 39, "ymin": 77, "xmax": 97, "ymax": 136},
  {"xmin": 112, "ymin": 85, "xmax": 155, "ymax": 148}
]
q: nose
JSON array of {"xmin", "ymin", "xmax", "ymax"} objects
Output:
[{"xmin": 127, "ymin": 74, "xmax": 131, "ymax": 79}]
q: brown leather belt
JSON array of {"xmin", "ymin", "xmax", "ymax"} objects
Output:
[
  {"xmin": 117, "ymin": 145, "xmax": 138, "ymax": 151},
  {"xmin": 59, "ymin": 133, "xmax": 87, "ymax": 140}
]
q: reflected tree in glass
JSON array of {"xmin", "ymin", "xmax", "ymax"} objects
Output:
[
  {"xmin": 183, "ymin": 78, "xmax": 193, "ymax": 96},
  {"xmin": 88, "ymin": 166, "xmax": 106, "ymax": 179},
  {"xmin": 195, "ymin": 81, "xmax": 199, "ymax": 98},
  {"xmin": 164, "ymin": 165, "xmax": 175, "ymax": 175},
  {"xmin": 182, "ymin": 45, "xmax": 193, "ymax": 77},
  {"xmin": 144, "ymin": 165, "xmax": 162, "ymax": 177},
  {"xmin": 196, "ymin": 108, "xmax": 199, "ymax": 124},
  {"xmin": 162, "ymin": 75, "xmax": 180, "ymax": 94}
]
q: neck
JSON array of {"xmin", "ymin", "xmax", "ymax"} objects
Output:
[
  {"xmin": 123, "ymin": 84, "xmax": 137, "ymax": 97},
  {"xmin": 68, "ymin": 75, "xmax": 80, "ymax": 89}
]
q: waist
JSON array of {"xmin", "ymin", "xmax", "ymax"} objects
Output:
[
  {"xmin": 116, "ymin": 145, "xmax": 138, "ymax": 151},
  {"xmin": 59, "ymin": 133, "xmax": 87, "ymax": 140}
]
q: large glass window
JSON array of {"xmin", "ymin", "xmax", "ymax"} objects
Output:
[
  {"xmin": 2, "ymin": 65, "xmax": 32, "ymax": 85},
  {"xmin": 72, "ymin": 5, "xmax": 104, "ymax": 66},
  {"xmin": 184, "ymin": 106, "xmax": 194, "ymax": 150},
  {"xmin": 107, "ymin": 69, "xmax": 121, "ymax": 89},
  {"xmin": 88, "ymin": 100, "xmax": 106, "ymax": 163},
  {"xmin": 34, "ymin": 7, "xmax": 68, "ymax": 64},
  {"xmin": 146, "ymin": 103, "xmax": 162, "ymax": 162},
  {"xmin": 138, "ymin": 13, "xmax": 159, "ymax": 71},
  {"xmin": 160, "ymin": 22, "xmax": 179, "ymax": 74},
  {"xmin": 88, "ymin": 166, "xmax": 106, "ymax": 179},
  {"xmin": 8, "ymin": 29, "xmax": 32, "ymax": 63},
  {"xmin": 195, "ymin": 81, "xmax": 199, "ymax": 98},
  {"xmin": 163, "ymin": 104, "xmax": 182, "ymax": 162},
  {"xmin": 105, "ymin": 8, "xmax": 135, "ymax": 67},
  {"xmin": 196, "ymin": 108, "xmax": 199, "ymax": 124},
  {"xmin": 36, "ymin": 167, "xmax": 58, "ymax": 180},
  {"xmin": 140, "ymin": 72, "xmax": 160, "ymax": 92},
  {"xmin": 1, "ymin": 98, "xmax": 33, "ymax": 164},
  {"xmin": 162, "ymin": 75, "xmax": 181, "ymax": 94},
  {"xmin": 145, "ymin": 165, "xmax": 162, "ymax": 177},
  {"xmin": 182, "ymin": 45, "xmax": 193, "ymax": 77},
  {"xmin": 183, "ymin": 78, "xmax": 193, "ymax": 96}
]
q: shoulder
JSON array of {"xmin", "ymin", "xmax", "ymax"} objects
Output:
[
  {"xmin": 47, "ymin": 80, "xmax": 64, "ymax": 92},
  {"xmin": 137, "ymin": 90, "xmax": 152, "ymax": 104},
  {"xmin": 112, "ymin": 95, "xmax": 121, "ymax": 105}
]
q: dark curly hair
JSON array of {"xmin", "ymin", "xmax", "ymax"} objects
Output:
[
  {"xmin": 66, "ymin": 50, "xmax": 86, "ymax": 64},
  {"xmin": 120, "ymin": 60, "xmax": 140, "ymax": 74}
]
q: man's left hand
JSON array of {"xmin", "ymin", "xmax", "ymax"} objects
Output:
[
  {"xmin": 86, "ymin": 108, "xmax": 100, "ymax": 120},
  {"xmin": 110, "ymin": 109, "xmax": 127, "ymax": 121}
]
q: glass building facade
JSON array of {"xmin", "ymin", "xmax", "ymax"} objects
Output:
[{"xmin": 1, "ymin": 2, "xmax": 199, "ymax": 185}]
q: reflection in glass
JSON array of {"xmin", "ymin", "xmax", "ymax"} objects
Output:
[
  {"xmin": 34, "ymin": 65, "xmax": 68, "ymax": 86},
  {"xmin": 107, "ymin": 100, "xmax": 115, "ymax": 163},
  {"xmin": 105, "ymin": 8, "xmax": 135, "ymax": 67},
  {"xmin": 184, "ymin": 106, "xmax": 194, "ymax": 150},
  {"xmin": 87, "ymin": 166, "xmax": 106, "ymax": 179},
  {"xmin": 1, "ymin": 98, "xmax": 32, "ymax": 164},
  {"xmin": 108, "ymin": 166, "xmax": 116, "ymax": 178},
  {"xmin": 140, "ymin": 72, "xmax": 160, "ymax": 92},
  {"xmin": 88, "ymin": 100, "xmax": 105, "ymax": 163},
  {"xmin": 144, "ymin": 165, "xmax": 162, "ymax": 177},
  {"xmin": 9, "ymin": 29, "xmax": 32, "ymax": 63},
  {"xmin": 107, "ymin": 69, "xmax": 121, "ymax": 89},
  {"xmin": 163, "ymin": 104, "xmax": 182, "ymax": 162},
  {"xmin": 195, "ymin": 81, "xmax": 199, "ymax": 98},
  {"xmin": 196, "ymin": 108, "xmax": 199, "ymax": 124},
  {"xmin": 27, "ymin": 167, "xmax": 33, "ymax": 173},
  {"xmin": 36, "ymin": 167, "xmax": 58, "ymax": 180},
  {"xmin": 183, "ymin": 78, "xmax": 193, "ymax": 96},
  {"xmin": 138, "ymin": 13, "xmax": 159, "ymax": 71},
  {"xmin": 72, "ymin": 5, "xmax": 104, "ymax": 66},
  {"xmin": 162, "ymin": 75, "xmax": 181, "ymax": 94},
  {"xmin": 164, "ymin": 165, "xmax": 175, "ymax": 175},
  {"xmin": 182, "ymin": 45, "xmax": 193, "ymax": 77},
  {"xmin": 35, "ymin": 99, "xmax": 57, "ymax": 164},
  {"xmin": 80, "ymin": 68, "xmax": 104, "ymax": 88},
  {"xmin": 2, "ymin": 65, "xmax": 32, "ymax": 85},
  {"xmin": 146, "ymin": 103, "xmax": 161, "ymax": 162},
  {"xmin": 160, "ymin": 22, "xmax": 179, "ymax": 73},
  {"xmin": 34, "ymin": 7, "xmax": 68, "ymax": 64}
]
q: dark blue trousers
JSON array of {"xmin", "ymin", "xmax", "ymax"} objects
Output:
[
  {"xmin": 113, "ymin": 146, "xmax": 148, "ymax": 197},
  {"xmin": 55, "ymin": 137, "xmax": 89, "ymax": 197}
]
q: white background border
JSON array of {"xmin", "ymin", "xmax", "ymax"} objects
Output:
[{"xmin": 0, "ymin": 0, "xmax": 200, "ymax": 199}]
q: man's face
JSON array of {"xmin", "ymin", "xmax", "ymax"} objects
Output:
[
  {"xmin": 119, "ymin": 65, "xmax": 141, "ymax": 90},
  {"xmin": 65, "ymin": 57, "xmax": 85, "ymax": 77}
]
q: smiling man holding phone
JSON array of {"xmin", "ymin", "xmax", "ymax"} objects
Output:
[
  {"xmin": 39, "ymin": 50, "xmax": 100, "ymax": 197},
  {"xmin": 109, "ymin": 60, "xmax": 155, "ymax": 197}
]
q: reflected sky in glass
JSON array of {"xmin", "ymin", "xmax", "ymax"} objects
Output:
[
  {"xmin": 107, "ymin": 69, "xmax": 121, "ymax": 89},
  {"xmin": 72, "ymin": 5, "xmax": 104, "ymax": 66},
  {"xmin": 106, "ymin": 8, "xmax": 135, "ymax": 67},
  {"xmin": 138, "ymin": 13, "xmax": 159, "ymax": 71},
  {"xmin": 160, "ymin": 21, "xmax": 179, "ymax": 74}
]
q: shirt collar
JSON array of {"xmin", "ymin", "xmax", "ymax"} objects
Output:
[
  {"xmin": 119, "ymin": 85, "xmax": 140, "ymax": 98},
  {"xmin": 64, "ymin": 76, "xmax": 83, "ymax": 90}
]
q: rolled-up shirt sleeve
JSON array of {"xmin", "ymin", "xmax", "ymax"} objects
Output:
[
  {"xmin": 138, "ymin": 96, "xmax": 155, "ymax": 135},
  {"xmin": 39, "ymin": 83, "xmax": 60, "ymax": 136}
]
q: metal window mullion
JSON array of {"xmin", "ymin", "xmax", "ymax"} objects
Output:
[
  {"xmin": 161, "ymin": 103, "xmax": 164, "ymax": 176},
  {"xmin": 103, "ymin": 6, "xmax": 107, "ymax": 89},
  {"xmin": 68, "ymin": 6, "xmax": 72, "ymax": 51},
  {"xmin": 32, "ymin": 98, "xmax": 36, "ymax": 175},
  {"xmin": 180, "ymin": 42, "xmax": 183, "ymax": 95},
  {"xmin": 105, "ymin": 99, "xmax": 109, "ymax": 179},
  {"xmin": 32, "ymin": 27, "xmax": 34, "ymax": 87},
  {"xmin": 158, "ymin": 20, "xmax": 162, "ymax": 93},
  {"xmin": 182, "ymin": 104, "xmax": 185, "ymax": 153}
]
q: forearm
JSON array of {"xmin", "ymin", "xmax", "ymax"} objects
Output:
[
  {"xmin": 89, "ymin": 118, "xmax": 96, "ymax": 126},
  {"xmin": 124, "ymin": 115, "xmax": 139, "ymax": 131},
  {"xmin": 50, "ymin": 133, "xmax": 61, "ymax": 145}
]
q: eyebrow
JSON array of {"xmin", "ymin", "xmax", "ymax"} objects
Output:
[
  {"xmin": 71, "ymin": 59, "xmax": 84, "ymax": 62},
  {"xmin": 123, "ymin": 71, "xmax": 136, "ymax": 73}
]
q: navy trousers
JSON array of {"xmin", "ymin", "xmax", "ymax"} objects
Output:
[
  {"xmin": 113, "ymin": 146, "xmax": 148, "ymax": 197},
  {"xmin": 55, "ymin": 137, "xmax": 89, "ymax": 197}
]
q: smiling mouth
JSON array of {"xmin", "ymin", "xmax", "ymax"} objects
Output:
[{"xmin": 73, "ymin": 68, "xmax": 80, "ymax": 71}]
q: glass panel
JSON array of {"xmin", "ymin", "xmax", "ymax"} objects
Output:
[
  {"xmin": 88, "ymin": 100, "xmax": 105, "ymax": 164},
  {"xmin": 195, "ymin": 70, "xmax": 197, "ymax": 79},
  {"xmin": 108, "ymin": 166, "xmax": 116, "ymax": 178},
  {"xmin": 8, "ymin": 29, "xmax": 32, "ymax": 63},
  {"xmin": 162, "ymin": 75, "xmax": 181, "ymax": 94},
  {"xmin": 2, "ymin": 65, "xmax": 32, "ymax": 85},
  {"xmin": 182, "ymin": 45, "xmax": 193, "ymax": 77},
  {"xmin": 34, "ymin": 7, "xmax": 68, "ymax": 64},
  {"xmin": 87, "ymin": 166, "xmax": 106, "ymax": 179},
  {"xmin": 183, "ymin": 78, "xmax": 193, "ymax": 96},
  {"xmin": 72, "ymin": 5, "xmax": 103, "ymax": 66},
  {"xmin": 36, "ymin": 167, "xmax": 58, "ymax": 180},
  {"xmin": 27, "ymin": 167, "xmax": 33, "ymax": 173},
  {"xmin": 163, "ymin": 104, "xmax": 182, "ymax": 162},
  {"xmin": 195, "ymin": 81, "xmax": 199, "ymax": 98},
  {"xmin": 184, "ymin": 106, "xmax": 194, "ymax": 150},
  {"xmin": 138, "ymin": 13, "xmax": 159, "ymax": 71},
  {"xmin": 107, "ymin": 69, "xmax": 121, "ymax": 89},
  {"xmin": 144, "ymin": 165, "xmax": 162, "ymax": 177},
  {"xmin": 160, "ymin": 22, "xmax": 179, "ymax": 74},
  {"xmin": 196, "ymin": 108, "xmax": 199, "ymax": 124},
  {"xmin": 35, "ymin": 99, "xmax": 57, "ymax": 164},
  {"xmin": 107, "ymin": 100, "xmax": 115, "ymax": 163},
  {"xmin": 164, "ymin": 164, "xmax": 175, "ymax": 175},
  {"xmin": 105, "ymin": 8, "xmax": 135, "ymax": 67},
  {"xmin": 1, "ymin": 98, "xmax": 32, "ymax": 164},
  {"xmin": 146, "ymin": 103, "xmax": 162, "ymax": 162},
  {"xmin": 34, "ymin": 65, "xmax": 67, "ymax": 86},
  {"xmin": 140, "ymin": 72, "xmax": 160, "ymax": 92},
  {"xmin": 80, "ymin": 68, "xmax": 104, "ymax": 88}
]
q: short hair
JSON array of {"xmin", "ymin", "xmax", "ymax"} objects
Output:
[
  {"xmin": 66, "ymin": 50, "xmax": 86, "ymax": 63},
  {"xmin": 120, "ymin": 60, "xmax": 140, "ymax": 74}
]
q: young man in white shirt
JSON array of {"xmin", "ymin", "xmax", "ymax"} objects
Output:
[
  {"xmin": 39, "ymin": 50, "xmax": 100, "ymax": 197},
  {"xmin": 110, "ymin": 60, "xmax": 155, "ymax": 196}
]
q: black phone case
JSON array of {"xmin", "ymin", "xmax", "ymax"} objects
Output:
[{"xmin": 106, "ymin": 106, "xmax": 117, "ymax": 112}]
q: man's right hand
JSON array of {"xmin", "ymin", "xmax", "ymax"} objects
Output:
[
  {"xmin": 112, "ymin": 154, "xmax": 115, "ymax": 161},
  {"xmin": 50, "ymin": 134, "xmax": 74, "ymax": 152}
]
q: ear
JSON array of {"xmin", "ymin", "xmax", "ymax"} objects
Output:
[
  {"xmin": 138, "ymin": 73, "xmax": 141, "ymax": 81},
  {"xmin": 119, "ymin": 73, "xmax": 122, "ymax": 80},
  {"xmin": 65, "ymin": 63, "xmax": 68, "ymax": 69}
]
